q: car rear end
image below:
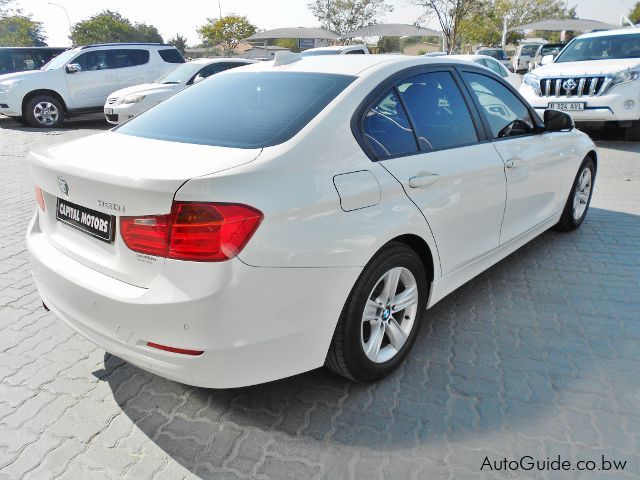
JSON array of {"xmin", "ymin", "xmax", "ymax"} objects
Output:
[{"xmin": 27, "ymin": 64, "xmax": 365, "ymax": 388}]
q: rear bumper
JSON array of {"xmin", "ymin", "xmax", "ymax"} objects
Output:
[{"xmin": 27, "ymin": 212, "xmax": 361, "ymax": 388}]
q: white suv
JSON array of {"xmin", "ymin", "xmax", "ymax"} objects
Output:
[
  {"xmin": 520, "ymin": 29, "xmax": 640, "ymax": 141},
  {"xmin": 0, "ymin": 43, "xmax": 184, "ymax": 127}
]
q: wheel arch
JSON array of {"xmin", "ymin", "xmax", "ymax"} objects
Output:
[
  {"xmin": 586, "ymin": 149, "xmax": 597, "ymax": 173},
  {"xmin": 385, "ymin": 233, "xmax": 435, "ymax": 283},
  {"xmin": 22, "ymin": 90, "xmax": 68, "ymax": 117}
]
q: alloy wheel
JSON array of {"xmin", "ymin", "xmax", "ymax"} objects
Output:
[
  {"xmin": 572, "ymin": 167, "xmax": 592, "ymax": 221},
  {"xmin": 33, "ymin": 101, "xmax": 60, "ymax": 127},
  {"xmin": 361, "ymin": 266, "xmax": 419, "ymax": 364}
]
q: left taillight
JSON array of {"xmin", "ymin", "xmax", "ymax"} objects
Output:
[
  {"xmin": 120, "ymin": 202, "xmax": 263, "ymax": 262},
  {"xmin": 34, "ymin": 186, "xmax": 45, "ymax": 211}
]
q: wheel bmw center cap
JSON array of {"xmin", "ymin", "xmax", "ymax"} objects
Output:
[{"xmin": 382, "ymin": 307, "xmax": 391, "ymax": 321}]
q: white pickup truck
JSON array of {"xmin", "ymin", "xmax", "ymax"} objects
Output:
[{"xmin": 520, "ymin": 28, "xmax": 640, "ymax": 140}]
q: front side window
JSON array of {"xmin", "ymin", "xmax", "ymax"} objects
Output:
[
  {"xmin": 117, "ymin": 71, "xmax": 355, "ymax": 148},
  {"xmin": 362, "ymin": 90, "xmax": 418, "ymax": 158},
  {"xmin": 463, "ymin": 72, "xmax": 534, "ymax": 139},
  {"xmin": 190, "ymin": 62, "xmax": 245, "ymax": 83},
  {"xmin": 398, "ymin": 71, "xmax": 478, "ymax": 150},
  {"xmin": 74, "ymin": 51, "xmax": 114, "ymax": 71}
]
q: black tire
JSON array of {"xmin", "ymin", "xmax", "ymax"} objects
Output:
[
  {"xmin": 325, "ymin": 242, "xmax": 429, "ymax": 382},
  {"xmin": 556, "ymin": 156, "xmax": 595, "ymax": 231},
  {"xmin": 624, "ymin": 120, "xmax": 640, "ymax": 141},
  {"xmin": 24, "ymin": 95, "xmax": 65, "ymax": 128}
]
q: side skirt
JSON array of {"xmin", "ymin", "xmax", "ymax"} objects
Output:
[{"xmin": 427, "ymin": 213, "xmax": 561, "ymax": 308}]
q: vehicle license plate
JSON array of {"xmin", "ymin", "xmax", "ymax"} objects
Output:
[
  {"xmin": 548, "ymin": 102, "xmax": 585, "ymax": 111},
  {"xmin": 56, "ymin": 198, "xmax": 115, "ymax": 243}
]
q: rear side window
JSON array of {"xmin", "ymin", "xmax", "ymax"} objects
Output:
[
  {"xmin": 112, "ymin": 49, "xmax": 149, "ymax": 68},
  {"xmin": 398, "ymin": 72, "xmax": 478, "ymax": 150},
  {"xmin": 362, "ymin": 90, "xmax": 418, "ymax": 158},
  {"xmin": 463, "ymin": 72, "xmax": 534, "ymax": 139},
  {"xmin": 346, "ymin": 49, "xmax": 365, "ymax": 54},
  {"xmin": 159, "ymin": 49, "xmax": 185, "ymax": 64},
  {"xmin": 117, "ymin": 71, "xmax": 355, "ymax": 148}
]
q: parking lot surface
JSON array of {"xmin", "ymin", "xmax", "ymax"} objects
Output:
[{"xmin": 0, "ymin": 115, "xmax": 639, "ymax": 479}]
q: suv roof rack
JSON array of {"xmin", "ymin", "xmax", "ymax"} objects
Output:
[{"xmin": 80, "ymin": 43, "xmax": 172, "ymax": 50}]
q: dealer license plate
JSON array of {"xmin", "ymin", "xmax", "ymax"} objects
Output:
[{"xmin": 56, "ymin": 198, "xmax": 115, "ymax": 243}]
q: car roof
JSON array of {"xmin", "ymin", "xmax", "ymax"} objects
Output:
[
  {"xmin": 233, "ymin": 54, "xmax": 480, "ymax": 78},
  {"xmin": 577, "ymin": 28, "xmax": 640, "ymax": 39}
]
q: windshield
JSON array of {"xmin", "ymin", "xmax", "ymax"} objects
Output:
[
  {"xmin": 555, "ymin": 34, "xmax": 640, "ymax": 62},
  {"xmin": 41, "ymin": 49, "xmax": 77, "ymax": 70},
  {"xmin": 520, "ymin": 45, "xmax": 541, "ymax": 57},
  {"xmin": 540, "ymin": 44, "xmax": 564, "ymax": 56},
  {"xmin": 117, "ymin": 71, "xmax": 356, "ymax": 148},
  {"xmin": 155, "ymin": 62, "xmax": 202, "ymax": 84},
  {"xmin": 479, "ymin": 49, "xmax": 507, "ymax": 60},
  {"xmin": 300, "ymin": 49, "xmax": 339, "ymax": 57}
]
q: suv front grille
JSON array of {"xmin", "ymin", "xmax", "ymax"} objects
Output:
[{"xmin": 539, "ymin": 76, "xmax": 611, "ymax": 97}]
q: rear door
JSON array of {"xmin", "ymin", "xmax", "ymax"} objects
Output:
[
  {"xmin": 65, "ymin": 50, "xmax": 119, "ymax": 108},
  {"xmin": 112, "ymin": 49, "xmax": 154, "ymax": 88},
  {"xmin": 460, "ymin": 70, "xmax": 571, "ymax": 243},
  {"xmin": 364, "ymin": 68, "xmax": 507, "ymax": 275}
]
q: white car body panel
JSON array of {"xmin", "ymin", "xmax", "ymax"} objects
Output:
[
  {"xmin": 0, "ymin": 45, "xmax": 182, "ymax": 119},
  {"xmin": 26, "ymin": 55, "xmax": 597, "ymax": 387},
  {"xmin": 520, "ymin": 29, "xmax": 640, "ymax": 123}
]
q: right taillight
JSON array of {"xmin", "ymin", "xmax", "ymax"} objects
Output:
[{"xmin": 120, "ymin": 202, "xmax": 263, "ymax": 262}]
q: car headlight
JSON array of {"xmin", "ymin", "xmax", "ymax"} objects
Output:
[
  {"xmin": 523, "ymin": 73, "xmax": 540, "ymax": 93},
  {"xmin": 603, "ymin": 68, "xmax": 640, "ymax": 94},
  {"xmin": 0, "ymin": 80, "xmax": 21, "ymax": 94},
  {"xmin": 122, "ymin": 95, "xmax": 145, "ymax": 104}
]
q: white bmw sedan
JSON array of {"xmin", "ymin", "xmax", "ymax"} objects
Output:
[{"xmin": 27, "ymin": 55, "xmax": 596, "ymax": 388}]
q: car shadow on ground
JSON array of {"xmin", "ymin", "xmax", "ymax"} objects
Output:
[
  {"xmin": 94, "ymin": 207, "xmax": 640, "ymax": 474},
  {"xmin": 0, "ymin": 114, "xmax": 111, "ymax": 132}
]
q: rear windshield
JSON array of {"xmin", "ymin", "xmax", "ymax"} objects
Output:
[
  {"xmin": 117, "ymin": 71, "xmax": 356, "ymax": 148},
  {"xmin": 520, "ymin": 45, "xmax": 541, "ymax": 56}
]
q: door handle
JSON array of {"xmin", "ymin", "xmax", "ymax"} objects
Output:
[
  {"xmin": 409, "ymin": 173, "xmax": 440, "ymax": 188},
  {"xmin": 505, "ymin": 156, "xmax": 522, "ymax": 169}
]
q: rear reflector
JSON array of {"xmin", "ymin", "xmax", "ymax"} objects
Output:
[
  {"xmin": 121, "ymin": 202, "xmax": 262, "ymax": 262},
  {"xmin": 34, "ymin": 186, "xmax": 45, "ymax": 211},
  {"xmin": 146, "ymin": 341, "xmax": 204, "ymax": 356}
]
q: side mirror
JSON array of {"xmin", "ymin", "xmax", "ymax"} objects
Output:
[
  {"xmin": 540, "ymin": 54, "xmax": 554, "ymax": 66},
  {"xmin": 544, "ymin": 109, "xmax": 574, "ymax": 132},
  {"xmin": 65, "ymin": 63, "xmax": 81, "ymax": 74}
]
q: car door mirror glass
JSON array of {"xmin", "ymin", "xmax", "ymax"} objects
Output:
[
  {"xmin": 66, "ymin": 63, "xmax": 81, "ymax": 74},
  {"xmin": 540, "ymin": 54, "xmax": 554, "ymax": 66},
  {"xmin": 544, "ymin": 109, "xmax": 574, "ymax": 132}
]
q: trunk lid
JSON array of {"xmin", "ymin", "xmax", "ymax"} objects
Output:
[{"xmin": 28, "ymin": 131, "xmax": 261, "ymax": 287}]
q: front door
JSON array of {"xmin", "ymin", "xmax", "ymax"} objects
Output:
[
  {"xmin": 363, "ymin": 70, "xmax": 507, "ymax": 275},
  {"xmin": 460, "ymin": 71, "xmax": 571, "ymax": 244},
  {"xmin": 65, "ymin": 50, "xmax": 119, "ymax": 109}
]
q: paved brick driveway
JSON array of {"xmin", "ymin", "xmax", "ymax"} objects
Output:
[{"xmin": 0, "ymin": 115, "xmax": 638, "ymax": 479}]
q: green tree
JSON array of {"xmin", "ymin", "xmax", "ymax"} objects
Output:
[
  {"xmin": 307, "ymin": 0, "xmax": 393, "ymax": 36},
  {"xmin": 272, "ymin": 38, "xmax": 300, "ymax": 53},
  {"xmin": 197, "ymin": 15, "xmax": 256, "ymax": 55},
  {"xmin": 70, "ymin": 10, "xmax": 164, "ymax": 45},
  {"xmin": 0, "ymin": 16, "xmax": 46, "ymax": 46},
  {"xmin": 168, "ymin": 33, "xmax": 188, "ymax": 53},
  {"xmin": 0, "ymin": 0, "xmax": 47, "ymax": 46},
  {"xmin": 411, "ymin": 0, "xmax": 485, "ymax": 53},
  {"xmin": 630, "ymin": 2, "xmax": 640, "ymax": 24},
  {"xmin": 378, "ymin": 36, "xmax": 400, "ymax": 53},
  {"xmin": 458, "ymin": 0, "xmax": 569, "ymax": 47}
]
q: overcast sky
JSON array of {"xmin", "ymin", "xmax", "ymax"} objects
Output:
[{"xmin": 14, "ymin": 0, "xmax": 639, "ymax": 47}]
